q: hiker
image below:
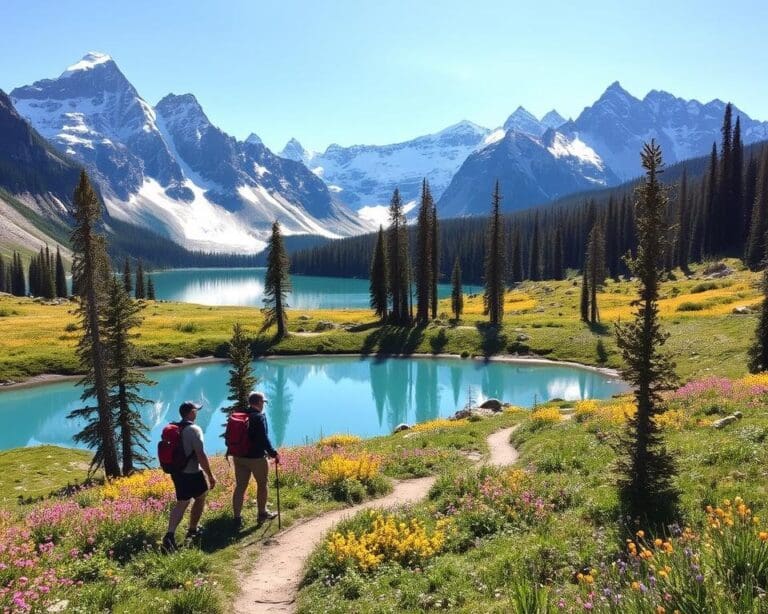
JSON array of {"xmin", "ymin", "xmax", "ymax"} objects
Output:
[
  {"xmin": 162, "ymin": 401, "xmax": 217, "ymax": 552},
  {"xmin": 230, "ymin": 391, "xmax": 280, "ymax": 528}
]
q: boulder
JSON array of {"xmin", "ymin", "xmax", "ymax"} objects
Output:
[
  {"xmin": 393, "ymin": 423, "xmax": 411, "ymax": 433},
  {"xmin": 314, "ymin": 321, "xmax": 335, "ymax": 332},
  {"xmin": 452, "ymin": 408, "xmax": 473, "ymax": 420},
  {"xmin": 298, "ymin": 315, "xmax": 311, "ymax": 321},
  {"xmin": 733, "ymin": 306, "xmax": 754, "ymax": 315},
  {"xmin": 712, "ymin": 414, "xmax": 740, "ymax": 429},
  {"xmin": 516, "ymin": 334, "xmax": 530, "ymax": 342},
  {"xmin": 169, "ymin": 357, "xmax": 185, "ymax": 364},
  {"xmin": 479, "ymin": 398, "xmax": 503, "ymax": 412}
]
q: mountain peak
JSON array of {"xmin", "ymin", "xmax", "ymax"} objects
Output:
[
  {"xmin": 437, "ymin": 119, "xmax": 487, "ymax": 136},
  {"xmin": 280, "ymin": 137, "xmax": 308, "ymax": 162},
  {"xmin": 541, "ymin": 110, "xmax": 566, "ymax": 129},
  {"xmin": 601, "ymin": 80, "xmax": 634, "ymax": 100},
  {"xmin": 245, "ymin": 133, "xmax": 263, "ymax": 146},
  {"xmin": 61, "ymin": 52, "xmax": 114, "ymax": 78},
  {"xmin": 503, "ymin": 106, "xmax": 543, "ymax": 136}
]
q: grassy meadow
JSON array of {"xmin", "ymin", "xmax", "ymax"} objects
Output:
[{"xmin": 0, "ymin": 259, "xmax": 761, "ymax": 384}]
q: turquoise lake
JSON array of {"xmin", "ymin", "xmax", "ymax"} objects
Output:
[
  {"xmin": 0, "ymin": 357, "xmax": 627, "ymax": 456},
  {"xmin": 145, "ymin": 268, "xmax": 483, "ymax": 309}
]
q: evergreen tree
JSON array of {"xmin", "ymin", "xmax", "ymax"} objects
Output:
[
  {"xmin": 586, "ymin": 224, "xmax": 606, "ymax": 324},
  {"xmin": 744, "ymin": 155, "xmax": 759, "ymax": 240},
  {"xmin": 552, "ymin": 226, "xmax": 564, "ymax": 281},
  {"xmin": 614, "ymin": 141, "xmax": 680, "ymax": 528},
  {"xmin": 731, "ymin": 116, "xmax": 744, "ymax": 247},
  {"xmin": 529, "ymin": 216, "xmax": 542, "ymax": 281},
  {"xmin": 746, "ymin": 151, "xmax": 768, "ymax": 270},
  {"xmin": 226, "ymin": 323, "xmax": 257, "ymax": 411},
  {"xmin": 146, "ymin": 276, "xmax": 156, "ymax": 301},
  {"xmin": 580, "ymin": 268, "xmax": 589, "ymax": 323},
  {"xmin": 55, "ymin": 247, "xmax": 68, "ymax": 297},
  {"xmin": 415, "ymin": 179, "xmax": 434, "ymax": 324},
  {"xmin": 703, "ymin": 143, "xmax": 718, "ymax": 256},
  {"xmin": 262, "ymin": 221, "xmax": 291, "ymax": 338},
  {"xmin": 387, "ymin": 189, "xmax": 411, "ymax": 325},
  {"xmin": 675, "ymin": 170, "xmax": 691, "ymax": 273},
  {"xmin": 67, "ymin": 171, "xmax": 121, "ymax": 478},
  {"xmin": 451, "ymin": 256, "xmax": 463, "ymax": 321},
  {"xmin": 102, "ymin": 276, "xmax": 153, "ymax": 475},
  {"xmin": 483, "ymin": 181, "xmax": 505, "ymax": 326},
  {"xmin": 510, "ymin": 229, "xmax": 524, "ymax": 283},
  {"xmin": 134, "ymin": 260, "xmax": 145, "ymax": 300},
  {"xmin": 369, "ymin": 226, "xmax": 389, "ymax": 320},
  {"xmin": 123, "ymin": 257, "xmax": 132, "ymax": 294},
  {"xmin": 12, "ymin": 253, "xmax": 26, "ymax": 297},
  {"xmin": 430, "ymin": 199, "xmax": 439, "ymax": 320}
]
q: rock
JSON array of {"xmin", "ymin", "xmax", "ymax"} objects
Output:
[
  {"xmin": 734, "ymin": 411, "xmax": 743, "ymax": 419},
  {"xmin": 169, "ymin": 357, "xmax": 185, "ymax": 364},
  {"xmin": 298, "ymin": 314, "xmax": 311, "ymax": 320},
  {"xmin": 479, "ymin": 398, "xmax": 503, "ymax": 412},
  {"xmin": 314, "ymin": 321, "xmax": 335, "ymax": 332},
  {"xmin": 733, "ymin": 306, "xmax": 754, "ymax": 315},
  {"xmin": 516, "ymin": 333, "xmax": 530, "ymax": 342},
  {"xmin": 452, "ymin": 408, "xmax": 473, "ymax": 420},
  {"xmin": 393, "ymin": 423, "xmax": 411, "ymax": 433},
  {"xmin": 712, "ymin": 415, "xmax": 739, "ymax": 429},
  {"xmin": 47, "ymin": 601, "xmax": 69, "ymax": 613}
]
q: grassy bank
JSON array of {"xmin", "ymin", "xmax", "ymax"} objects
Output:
[
  {"xmin": 297, "ymin": 374, "xmax": 768, "ymax": 613},
  {"xmin": 0, "ymin": 260, "xmax": 760, "ymax": 384}
]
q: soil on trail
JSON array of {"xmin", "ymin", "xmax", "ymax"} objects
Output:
[{"xmin": 233, "ymin": 426, "xmax": 519, "ymax": 614}]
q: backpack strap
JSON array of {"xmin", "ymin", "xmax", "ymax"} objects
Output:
[{"xmin": 177, "ymin": 421, "xmax": 196, "ymax": 468}]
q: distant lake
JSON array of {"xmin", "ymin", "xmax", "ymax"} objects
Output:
[
  {"xmin": 0, "ymin": 356, "xmax": 627, "ymax": 455},
  {"xmin": 147, "ymin": 268, "xmax": 482, "ymax": 310}
]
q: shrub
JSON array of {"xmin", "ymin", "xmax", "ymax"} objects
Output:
[
  {"xmin": 691, "ymin": 281, "xmax": 719, "ymax": 293},
  {"xmin": 676, "ymin": 301, "xmax": 705, "ymax": 312},
  {"xmin": 317, "ymin": 453, "xmax": 381, "ymax": 485},
  {"xmin": 530, "ymin": 407, "xmax": 561, "ymax": 425},
  {"xmin": 174, "ymin": 321, "xmax": 200, "ymax": 333},
  {"xmin": 411, "ymin": 418, "xmax": 468, "ymax": 433},
  {"xmin": 64, "ymin": 322, "xmax": 79, "ymax": 332},
  {"xmin": 316, "ymin": 434, "xmax": 362, "ymax": 448},
  {"xmin": 169, "ymin": 585, "xmax": 222, "ymax": 614}
]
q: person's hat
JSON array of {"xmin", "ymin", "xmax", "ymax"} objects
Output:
[
  {"xmin": 248, "ymin": 391, "xmax": 268, "ymax": 404},
  {"xmin": 179, "ymin": 401, "xmax": 203, "ymax": 415}
]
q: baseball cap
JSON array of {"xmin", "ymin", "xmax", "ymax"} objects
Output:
[
  {"xmin": 248, "ymin": 391, "xmax": 268, "ymax": 404},
  {"xmin": 179, "ymin": 401, "xmax": 203, "ymax": 416}
]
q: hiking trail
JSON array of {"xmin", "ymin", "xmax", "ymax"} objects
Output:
[{"xmin": 233, "ymin": 426, "xmax": 519, "ymax": 613}]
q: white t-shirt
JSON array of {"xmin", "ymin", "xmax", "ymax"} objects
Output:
[{"xmin": 180, "ymin": 422, "xmax": 204, "ymax": 474}]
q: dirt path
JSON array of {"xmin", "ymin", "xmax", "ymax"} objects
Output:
[{"xmin": 233, "ymin": 426, "xmax": 519, "ymax": 614}]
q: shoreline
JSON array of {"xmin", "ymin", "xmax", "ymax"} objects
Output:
[{"xmin": 0, "ymin": 351, "xmax": 625, "ymax": 393}]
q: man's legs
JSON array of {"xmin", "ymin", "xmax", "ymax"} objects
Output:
[
  {"xmin": 253, "ymin": 458, "xmax": 269, "ymax": 516},
  {"xmin": 232, "ymin": 457, "xmax": 252, "ymax": 520},
  {"xmin": 167, "ymin": 499, "xmax": 191, "ymax": 534},
  {"xmin": 188, "ymin": 492, "xmax": 207, "ymax": 532}
]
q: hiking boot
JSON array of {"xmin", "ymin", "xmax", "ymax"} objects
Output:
[
  {"xmin": 161, "ymin": 532, "xmax": 178, "ymax": 553},
  {"xmin": 185, "ymin": 526, "xmax": 204, "ymax": 540},
  {"xmin": 233, "ymin": 516, "xmax": 243, "ymax": 531},
  {"xmin": 257, "ymin": 510, "xmax": 278, "ymax": 522}
]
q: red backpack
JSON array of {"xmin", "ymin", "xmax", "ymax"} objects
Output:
[
  {"xmin": 225, "ymin": 412, "xmax": 252, "ymax": 457},
  {"xmin": 158, "ymin": 422, "xmax": 193, "ymax": 474}
]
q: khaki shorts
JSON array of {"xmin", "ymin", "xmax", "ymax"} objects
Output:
[{"xmin": 233, "ymin": 456, "xmax": 269, "ymax": 490}]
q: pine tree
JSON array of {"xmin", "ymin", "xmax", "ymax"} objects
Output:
[
  {"xmin": 746, "ymin": 151, "xmax": 768, "ymax": 270},
  {"xmin": 703, "ymin": 143, "xmax": 718, "ymax": 256},
  {"xmin": 451, "ymin": 256, "xmax": 463, "ymax": 321},
  {"xmin": 553, "ymin": 226, "xmax": 564, "ymax": 280},
  {"xmin": 42, "ymin": 247, "xmax": 55, "ymax": 299},
  {"xmin": 731, "ymin": 116, "xmax": 744, "ymax": 248},
  {"xmin": 67, "ymin": 171, "xmax": 121, "ymax": 478},
  {"xmin": 483, "ymin": 181, "xmax": 505, "ymax": 326},
  {"xmin": 675, "ymin": 170, "xmax": 691, "ymax": 273},
  {"xmin": 387, "ymin": 189, "xmax": 410, "ymax": 325},
  {"xmin": 55, "ymin": 247, "xmax": 68, "ymax": 298},
  {"xmin": 102, "ymin": 276, "xmax": 153, "ymax": 475},
  {"xmin": 369, "ymin": 226, "xmax": 389, "ymax": 320},
  {"xmin": 146, "ymin": 276, "xmax": 156, "ymax": 300},
  {"xmin": 511, "ymin": 229, "xmax": 524, "ymax": 283},
  {"xmin": 226, "ymin": 323, "xmax": 257, "ymax": 411},
  {"xmin": 430, "ymin": 199, "xmax": 439, "ymax": 320},
  {"xmin": 12, "ymin": 253, "xmax": 25, "ymax": 297},
  {"xmin": 123, "ymin": 257, "xmax": 132, "ymax": 294},
  {"xmin": 262, "ymin": 221, "xmax": 291, "ymax": 338},
  {"xmin": 614, "ymin": 141, "xmax": 679, "ymax": 528},
  {"xmin": 580, "ymin": 268, "xmax": 590, "ymax": 323},
  {"xmin": 529, "ymin": 216, "xmax": 542, "ymax": 281},
  {"xmin": 134, "ymin": 260, "xmax": 145, "ymax": 300},
  {"xmin": 415, "ymin": 179, "xmax": 434, "ymax": 324},
  {"xmin": 586, "ymin": 224, "xmax": 606, "ymax": 324}
]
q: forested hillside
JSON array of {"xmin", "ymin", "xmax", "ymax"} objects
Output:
[{"xmin": 292, "ymin": 109, "xmax": 768, "ymax": 284}]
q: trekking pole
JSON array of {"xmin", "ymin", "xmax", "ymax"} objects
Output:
[{"xmin": 274, "ymin": 459, "xmax": 282, "ymax": 530}]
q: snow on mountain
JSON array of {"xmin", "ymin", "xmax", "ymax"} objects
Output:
[
  {"xmin": 284, "ymin": 120, "xmax": 491, "ymax": 210},
  {"xmin": 562, "ymin": 81, "xmax": 768, "ymax": 180},
  {"xmin": 11, "ymin": 53, "xmax": 370, "ymax": 252},
  {"xmin": 502, "ymin": 106, "xmax": 545, "ymax": 137},
  {"xmin": 245, "ymin": 132, "xmax": 262, "ymax": 146},
  {"xmin": 438, "ymin": 129, "xmax": 616, "ymax": 217},
  {"xmin": 541, "ymin": 110, "xmax": 566, "ymax": 130}
]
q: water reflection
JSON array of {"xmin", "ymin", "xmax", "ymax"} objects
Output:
[{"xmin": 0, "ymin": 357, "xmax": 628, "ymax": 457}]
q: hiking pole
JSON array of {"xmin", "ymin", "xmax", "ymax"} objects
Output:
[{"xmin": 274, "ymin": 459, "xmax": 282, "ymax": 530}]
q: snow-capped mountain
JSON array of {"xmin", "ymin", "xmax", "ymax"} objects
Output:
[
  {"xmin": 279, "ymin": 121, "xmax": 492, "ymax": 209},
  {"xmin": 11, "ymin": 53, "xmax": 370, "ymax": 252},
  {"xmin": 503, "ymin": 106, "xmax": 547, "ymax": 137},
  {"xmin": 438, "ymin": 128, "xmax": 616, "ymax": 217},
  {"xmin": 561, "ymin": 81, "xmax": 768, "ymax": 180}
]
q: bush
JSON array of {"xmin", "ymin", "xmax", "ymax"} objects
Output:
[
  {"xmin": 691, "ymin": 281, "xmax": 719, "ymax": 293},
  {"xmin": 316, "ymin": 434, "xmax": 362, "ymax": 448},
  {"xmin": 64, "ymin": 322, "xmax": 78, "ymax": 332},
  {"xmin": 169, "ymin": 585, "xmax": 222, "ymax": 614},
  {"xmin": 676, "ymin": 301, "xmax": 705, "ymax": 312},
  {"xmin": 174, "ymin": 321, "xmax": 200, "ymax": 333},
  {"xmin": 530, "ymin": 407, "xmax": 561, "ymax": 426}
]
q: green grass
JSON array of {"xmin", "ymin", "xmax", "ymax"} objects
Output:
[{"xmin": 0, "ymin": 445, "xmax": 95, "ymax": 508}]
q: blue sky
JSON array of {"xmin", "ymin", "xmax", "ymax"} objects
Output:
[{"xmin": 2, "ymin": 0, "xmax": 766, "ymax": 152}]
